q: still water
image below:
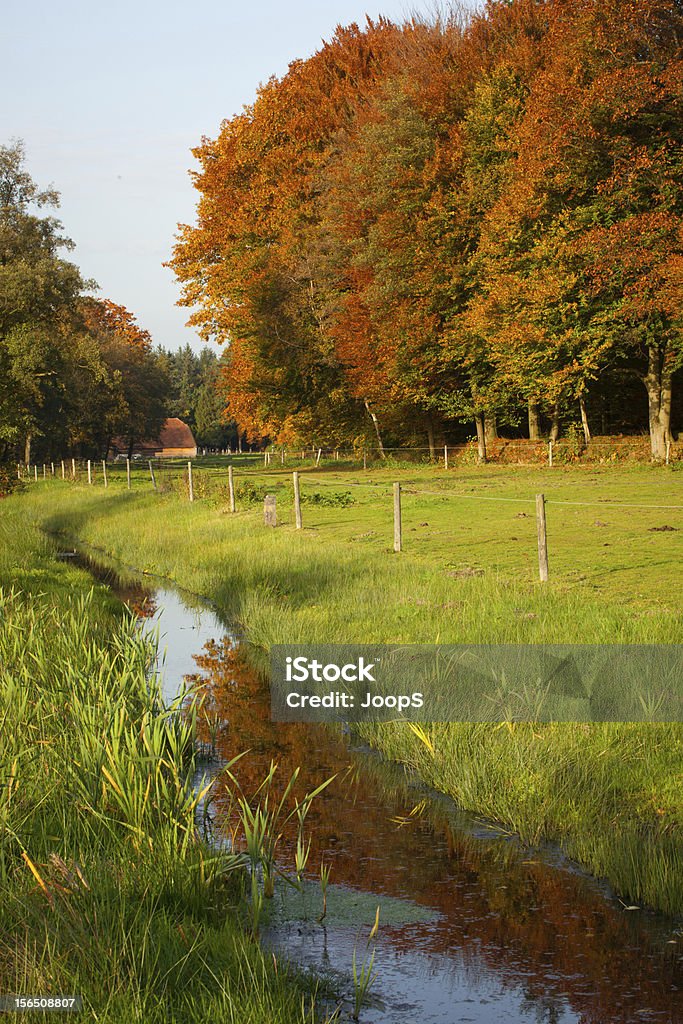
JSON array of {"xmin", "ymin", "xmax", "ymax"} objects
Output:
[{"xmin": 77, "ymin": 553, "xmax": 683, "ymax": 1024}]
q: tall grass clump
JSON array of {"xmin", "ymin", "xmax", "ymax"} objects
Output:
[{"xmin": 0, "ymin": 523, "xmax": 329, "ymax": 1022}]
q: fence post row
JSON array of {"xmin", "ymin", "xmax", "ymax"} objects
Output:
[{"xmin": 536, "ymin": 493, "xmax": 549, "ymax": 582}]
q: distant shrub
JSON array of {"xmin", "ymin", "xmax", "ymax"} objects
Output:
[
  {"xmin": 300, "ymin": 489, "xmax": 354, "ymax": 508},
  {"xmin": 0, "ymin": 462, "xmax": 20, "ymax": 498}
]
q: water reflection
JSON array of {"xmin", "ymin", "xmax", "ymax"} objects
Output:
[
  {"xmin": 76, "ymin": 551, "xmax": 683, "ymax": 1024},
  {"xmin": 192, "ymin": 641, "xmax": 682, "ymax": 1024}
]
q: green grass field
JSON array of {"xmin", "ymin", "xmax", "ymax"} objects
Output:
[{"xmin": 4, "ymin": 457, "xmax": 682, "ymax": 914}]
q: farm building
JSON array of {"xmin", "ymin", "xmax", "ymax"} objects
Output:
[{"xmin": 110, "ymin": 418, "xmax": 197, "ymax": 459}]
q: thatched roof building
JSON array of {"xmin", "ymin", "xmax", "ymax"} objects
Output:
[{"xmin": 110, "ymin": 418, "xmax": 197, "ymax": 458}]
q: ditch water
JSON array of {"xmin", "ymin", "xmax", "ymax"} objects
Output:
[{"xmin": 72, "ymin": 549, "xmax": 683, "ymax": 1024}]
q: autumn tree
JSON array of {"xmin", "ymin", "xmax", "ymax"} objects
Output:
[{"xmin": 82, "ymin": 299, "xmax": 168, "ymax": 455}]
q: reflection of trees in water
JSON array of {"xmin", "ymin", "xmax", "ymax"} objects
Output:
[
  {"xmin": 128, "ymin": 593, "xmax": 158, "ymax": 619},
  {"xmin": 189, "ymin": 638, "xmax": 683, "ymax": 1024}
]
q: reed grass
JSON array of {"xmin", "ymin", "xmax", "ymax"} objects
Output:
[{"xmin": 0, "ymin": 520, "xmax": 330, "ymax": 1021}]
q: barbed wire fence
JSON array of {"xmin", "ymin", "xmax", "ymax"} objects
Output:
[{"xmin": 17, "ymin": 443, "xmax": 682, "ymax": 586}]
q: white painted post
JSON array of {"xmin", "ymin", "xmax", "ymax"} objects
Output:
[
  {"xmin": 87, "ymin": 460, "xmax": 92, "ymax": 485},
  {"xmin": 34, "ymin": 465, "xmax": 38, "ymax": 482},
  {"xmin": 61, "ymin": 460, "xmax": 65, "ymax": 480},
  {"xmin": 51, "ymin": 462, "xmax": 54, "ymax": 476},
  {"xmin": 102, "ymin": 460, "xmax": 108, "ymax": 488},
  {"xmin": 228, "ymin": 464, "xmax": 235, "ymax": 512}
]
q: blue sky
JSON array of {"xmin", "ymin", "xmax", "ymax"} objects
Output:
[{"xmin": 3, "ymin": 0, "xmax": 479, "ymax": 352}]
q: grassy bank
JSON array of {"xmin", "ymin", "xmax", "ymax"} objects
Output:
[
  {"xmin": 0, "ymin": 517, "xmax": 326, "ymax": 1022},
  {"xmin": 4, "ymin": 462, "xmax": 683, "ymax": 915}
]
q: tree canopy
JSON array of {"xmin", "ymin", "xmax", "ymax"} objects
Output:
[{"xmin": 171, "ymin": 1, "xmax": 683, "ymax": 458}]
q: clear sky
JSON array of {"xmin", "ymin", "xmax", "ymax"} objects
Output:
[{"xmin": 2, "ymin": 0, "xmax": 479, "ymax": 353}]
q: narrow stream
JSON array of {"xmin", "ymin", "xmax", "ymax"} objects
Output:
[{"xmin": 72, "ymin": 550, "xmax": 683, "ymax": 1024}]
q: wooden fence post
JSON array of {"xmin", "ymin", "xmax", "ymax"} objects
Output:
[
  {"xmin": 188, "ymin": 460, "xmax": 194, "ymax": 502},
  {"xmin": 536, "ymin": 493, "xmax": 549, "ymax": 582},
  {"xmin": 293, "ymin": 471, "xmax": 302, "ymax": 529},
  {"xmin": 666, "ymin": 438, "xmax": 671, "ymax": 466},
  {"xmin": 87, "ymin": 460, "xmax": 92, "ymax": 485},
  {"xmin": 548, "ymin": 441, "xmax": 553, "ymax": 467},
  {"xmin": 393, "ymin": 482, "xmax": 402, "ymax": 553},
  {"xmin": 316, "ymin": 448, "xmax": 322, "ymax": 466},
  {"xmin": 61, "ymin": 460, "xmax": 65, "ymax": 480},
  {"xmin": 264, "ymin": 494, "xmax": 277, "ymax": 527},
  {"xmin": 43, "ymin": 464, "xmax": 46, "ymax": 479},
  {"xmin": 102, "ymin": 460, "xmax": 108, "ymax": 488},
  {"xmin": 444, "ymin": 445, "xmax": 449, "ymax": 471},
  {"xmin": 126, "ymin": 458, "xmax": 131, "ymax": 490},
  {"xmin": 149, "ymin": 460, "xmax": 157, "ymax": 491},
  {"xmin": 281, "ymin": 448, "xmax": 285, "ymax": 466},
  {"xmin": 34, "ymin": 465, "xmax": 38, "ymax": 482},
  {"xmin": 228, "ymin": 464, "xmax": 235, "ymax": 512},
  {"xmin": 71, "ymin": 458, "xmax": 76, "ymax": 480}
]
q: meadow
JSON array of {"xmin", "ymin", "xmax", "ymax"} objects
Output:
[{"xmin": 4, "ymin": 455, "xmax": 683, "ymax": 915}]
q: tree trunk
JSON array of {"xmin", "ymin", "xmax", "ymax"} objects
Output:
[
  {"xmin": 364, "ymin": 400, "xmax": 385, "ymax": 459},
  {"xmin": 24, "ymin": 433, "xmax": 31, "ymax": 466},
  {"xmin": 528, "ymin": 401, "xmax": 541, "ymax": 440},
  {"xmin": 645, "ymin": 344, "xmax": 673, "ymax": 461},
  {"xmin": 579, "ymin": 396, "xmax": 591, "ymax": 445},
  {"xmin": 426, "ymin": 416, "xmax": 435, "ymax": 459},
  {"xmin": 484, "ymin": 414, "xmax": 499, "ymax": 441},
  {"xmin": 475, "ymin": 413, "xmax": 487, "ymax": 463},
  {"xmin": 549, "ymin": 404, "xmax": 560, "ymax": 443}
]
